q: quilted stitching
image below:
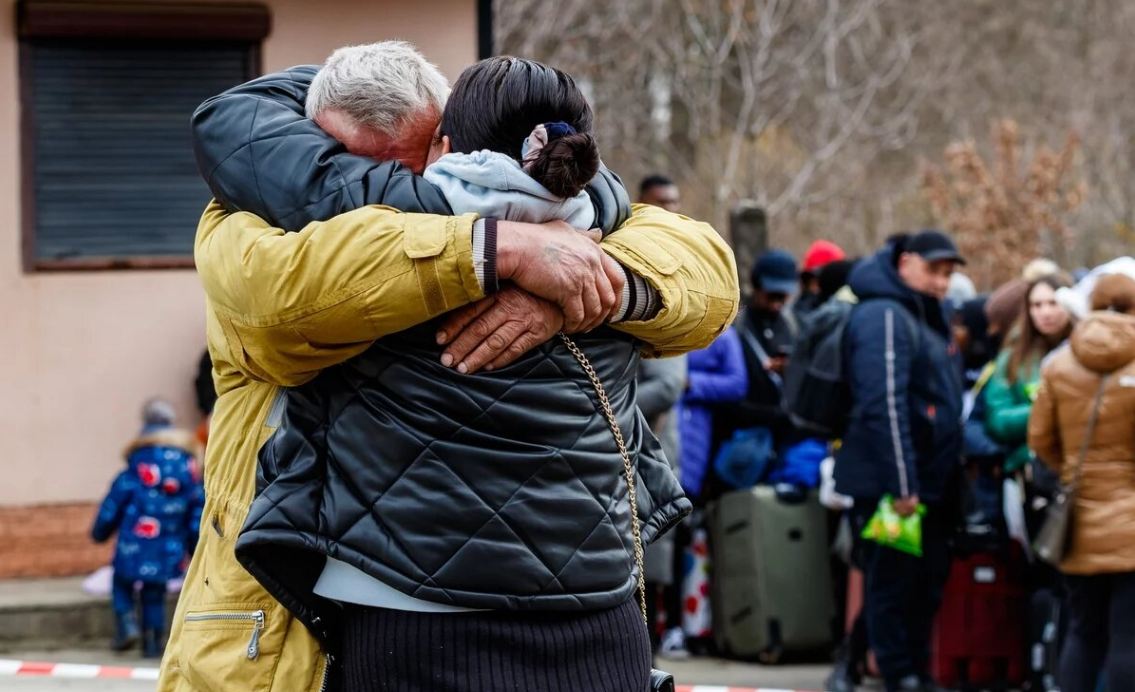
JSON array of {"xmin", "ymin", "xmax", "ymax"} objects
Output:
[{"xmin": 243, "ymin": 326, "xmax": 689, "ymax": 609}]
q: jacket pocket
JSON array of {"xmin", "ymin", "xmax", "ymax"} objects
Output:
[{"xmin": 179, "ymin": 605, "xmax": 278, "ymax": 692}]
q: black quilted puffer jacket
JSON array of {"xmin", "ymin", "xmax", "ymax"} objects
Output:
[
  {"xmin": 192, "ymin": 68, "xmax": 687, "ymax": 642},
  {"xmin": 237, "ymin": 321, "xmax": 689, "ymax": 639}
]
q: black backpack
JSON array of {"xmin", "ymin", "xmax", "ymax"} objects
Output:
[
  {"xmin": 783, "ymin": 297, "xmax": 919, "ymax": 438},
  {"xmin": 781, "ymin": 298, "xmax": 855, "ymax": 438}
]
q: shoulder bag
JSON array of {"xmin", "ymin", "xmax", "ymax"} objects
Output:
[{"xmin": 1034, "ymin": 375, "xmax": 1109, "ymax": 565}]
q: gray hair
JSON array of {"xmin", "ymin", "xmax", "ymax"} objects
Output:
[{"xmin": 305, "ymin": 41, "xmax": 450, "ymax": 134}]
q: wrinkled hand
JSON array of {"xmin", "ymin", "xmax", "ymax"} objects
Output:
[
  {"xmin": 496, "ymin": 220, "xmax": 625, "ymax": 332},
  {"xmin": 893, "ymin": 495, "xmax": 921, "ymax": 518},
  {"xmin": 437, "ymin": 286, "xmax": 565, "ymax": 374}
]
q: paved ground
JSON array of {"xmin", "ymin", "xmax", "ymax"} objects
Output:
[{"xmin": 1, "ymin": 648, "xmax": 834, "ymax": 691}]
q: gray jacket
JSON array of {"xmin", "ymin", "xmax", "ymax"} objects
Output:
[{"xmin": 638, "ymin": 356, "xmax": 687, "ymax": 584}]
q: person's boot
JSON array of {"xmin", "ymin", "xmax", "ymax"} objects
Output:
[
  {"xmin": 916, "ymin": 676, "xmax": 946, "ymax": 692},
  {"xmin": 888, "ymin": 675, "xmax": 923, "ymax": 692},
  {"xmin": 111, "ymin": 611, "xmax": 140, "ymax": 652},
  {"xmin": 142, "ymin": 628, "xmax": 165, "ymax": 659},
  {"xmin": 824, "ymin": 643, "xmax": 859, "ymax": 692},
  {"xmin": 656, "ymin": 627, "xmax": 690, "ymax": 660}
]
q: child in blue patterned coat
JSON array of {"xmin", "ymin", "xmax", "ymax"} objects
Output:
[{"xmin": 91, "ymin": 399, "xmax": 203, "ymax": 657}]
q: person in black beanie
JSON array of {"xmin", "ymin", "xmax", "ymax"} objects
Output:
[
  {"xmin": 954, "ymin": 296, "xmax": 997, "ymax": 388},
  {"xmin": 816, "ymin": 258, "xmax": 856, "ymax": 307}
]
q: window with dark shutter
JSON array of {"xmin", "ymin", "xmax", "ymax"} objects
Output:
[{"xmin": 18, "ymin": 2, "xmax": 269, "ymax": 271}]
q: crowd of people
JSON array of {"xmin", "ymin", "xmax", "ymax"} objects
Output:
[{"xmin": 636, "ymin": 176, "xmax": 1135, "ymax": 692}]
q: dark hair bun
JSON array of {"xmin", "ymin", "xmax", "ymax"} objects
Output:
[{"xmin": 527, "ymin": 132, "xmax": 600, "ymax": 199}]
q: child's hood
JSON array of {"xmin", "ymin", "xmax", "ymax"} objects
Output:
[{"xmin": 123, "ymin": 427, "xmax": 199, "ymax": 461}]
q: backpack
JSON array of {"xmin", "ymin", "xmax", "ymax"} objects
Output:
[{"xmin": 782, "ymin": 297, "xmax": 919, "ymax": 438}]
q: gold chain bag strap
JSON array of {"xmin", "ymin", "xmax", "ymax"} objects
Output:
[{"xmin": 558, "ymin": 334, "xmax": 675, "ymax": 692}]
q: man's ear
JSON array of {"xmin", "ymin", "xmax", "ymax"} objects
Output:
[{"xmin": 441, "ymin": 135, "xmax": 452, "ymax": 156}]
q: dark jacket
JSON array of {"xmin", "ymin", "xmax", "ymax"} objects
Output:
[
  {"xmin": 238, "ymin": 324, "xmax": 689, "ymax": 622},
  {"xmin": 92, "ymin": 428, "xmax": 203, "ymax": 583},
  {"xmin": 834, "ymin": 246, "xmax": 964, "ymax": 503},
  {"xmin": 191, "ymin": 66, "xmax": 630, "ymax": 232},
  {"xmin": 195, "ymin": 69, "xmax": 685, "ymax": 639},
  {"xmin": 716, "ymin": 307, "xmax": 797, "ymax": 440}
]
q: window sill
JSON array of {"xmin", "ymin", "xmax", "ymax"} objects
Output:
[{"xmin": 32, "ymin": 257, "xmax": 196, "ymax": 272}]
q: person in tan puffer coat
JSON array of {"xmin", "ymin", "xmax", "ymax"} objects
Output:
[{"xmin": 1028, "ymin": 272, "xmax": 1135, "ymax": 692}]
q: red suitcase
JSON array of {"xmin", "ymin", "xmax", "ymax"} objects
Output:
[{"xmin": 932, "ymin": 546, "xmax": 1028, "ymax": 689}]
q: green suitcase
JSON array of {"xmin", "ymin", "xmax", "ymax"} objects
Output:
[{"xmin": 709, "ymin": 486, "xmax": 834, "ymax": 661}]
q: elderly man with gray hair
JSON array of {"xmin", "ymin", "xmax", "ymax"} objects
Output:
[
  {"xmin": 161, "ymin": 41, "xmax": 737, "ymax": 692},
  {"xmin": 305, "ymin": 42, "xmax": 450, "ymax": 174}
]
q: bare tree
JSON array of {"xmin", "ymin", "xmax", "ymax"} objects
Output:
[
  {"xmin": 498, "ymin": 0, "xmax": 929, "ymax": 270},
  {"xmin": 921, "ymin": 120, "xmax": 1086, "ymax": 288},
  {"xmin": 496, "ymin": 0, "xmax": 1134, "ymax": 274}
]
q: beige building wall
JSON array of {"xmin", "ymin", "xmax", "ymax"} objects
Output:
[{"xmin": 0, "ymin": 0, "xmax": 478, "ymax": 510}]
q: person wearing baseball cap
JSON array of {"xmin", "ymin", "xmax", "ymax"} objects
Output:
[
  {"xmin": 830, "ymin": 229, "xmax": 966, "ymax": 692},
  {"xmin": 714, "ymin": 249, "xmax": 802, "ymax": 475}
]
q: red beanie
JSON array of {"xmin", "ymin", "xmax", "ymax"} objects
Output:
[{"xmin": 802, "ymin": 240, "xmax": 846, "ymax": 273}]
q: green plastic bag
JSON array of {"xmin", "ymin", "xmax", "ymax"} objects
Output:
[{"xmin": 860, "ymin": 495, "xmax": 926, "ymax": 556}]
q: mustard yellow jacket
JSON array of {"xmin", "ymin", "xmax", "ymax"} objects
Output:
[{"xmin": 158, "ymin": 202, "xmax": 737, "ymax": 691}]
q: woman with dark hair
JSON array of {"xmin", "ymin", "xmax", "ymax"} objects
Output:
[
  {"xmin": 416, "ymin": 57, "xmax": 605, "ymax": 234},
  {"xmin": 236, "ymin": 56, "xmax": 691, "ymax": 691},
  {"xmin": 984, "ymin": 273, "xmax": 1074, "ymax": 473}
]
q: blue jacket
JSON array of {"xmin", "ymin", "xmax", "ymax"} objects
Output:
[
  {"xmin": 92, "ymin": 429, "xmax": 204, "ymax": 583},
  {"xmin": 834, "ymin": 247, "xmax": 964, "ymax": 503},
  {"xmin": 678, "ymin": 329, "xmax": 749, "ymax": 497}
]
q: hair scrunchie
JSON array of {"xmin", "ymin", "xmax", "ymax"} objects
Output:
[{"xmin": 520, "ymin": 121, "xmax": 577, "ymax": 172}]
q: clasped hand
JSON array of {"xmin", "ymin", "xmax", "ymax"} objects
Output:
[{"xmin": 436, "ymin": 220, "xmax": 626, "ymax": 374}]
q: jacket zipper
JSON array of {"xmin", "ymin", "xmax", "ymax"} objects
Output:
[
  {"xmin": 320, "ymin": 653, "xmax": 333, "ymax": 692},
  {"xmin": 184, "ymin": 609, "xmax": 265, "ymax": 660}
]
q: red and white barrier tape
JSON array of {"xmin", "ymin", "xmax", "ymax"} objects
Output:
[
  {"xmin": 0, "ymin": 658, "xmax": 159, "ymax": 681},
  {"xmin": 0, "ymin": 658, "xmax": 812, "ymax": 691},
  {"xmin": 676, "ymin": 687, "xmax": 803, "ymax": 692}
]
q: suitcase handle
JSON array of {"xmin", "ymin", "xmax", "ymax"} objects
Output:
[{"xmin": 773, "ymin": 483, "xmax": 807, "ymax": 504}]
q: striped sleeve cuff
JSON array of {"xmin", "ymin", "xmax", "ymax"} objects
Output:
[
  {"xmin": 472, "ymin": 218, "xmax": 499, "ymax": 294},
  {"xmin": 612, "ymin": 265, "xmax": 661, "ymax": 323}
]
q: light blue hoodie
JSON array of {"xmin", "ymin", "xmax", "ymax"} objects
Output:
[{"xmin": 424, "ymin": 150, "xmax": 596, "ymax": 229}]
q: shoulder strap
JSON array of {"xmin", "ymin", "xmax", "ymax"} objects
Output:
[
  {"xmin": 557, "ymin": 333, "xmax": 649, "ymax": 626},
  {"xmin": 782, "ymin": 307, "xmax": 799, "ymax": 339},
  {"xmin": 736, "ymin": 324, "xmax": 785, "ymax": 391},
  {"xmin": 1068, "ymin": 375, "xmax": 1110, "ymax": 493},
  {"xmin": 737, "ymin": 322, "xmax": 771, "ymax": 369}
]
